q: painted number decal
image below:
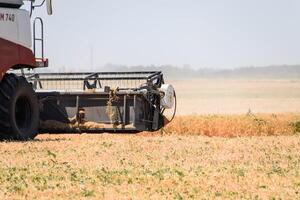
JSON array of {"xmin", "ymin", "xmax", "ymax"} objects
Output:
[{"xmin": 0, "ymin": 13, "xmax": 15, "ymax": 22}]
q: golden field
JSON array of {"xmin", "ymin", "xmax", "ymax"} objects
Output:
[
  {"xmin": 162, "ymin": 113, "xmax": 300, "ymax": 137},
  {"xmin": 1, "ymin": 78, "xmax": 300, "ymax": 199},
  {"xmin": 0, "ymin": 134, "xmax": 300, "ymax": 199}
]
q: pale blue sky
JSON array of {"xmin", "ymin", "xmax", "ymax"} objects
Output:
[{"xmin": 30, "ymin": 0, "xmax": 300, "ymax": 70}]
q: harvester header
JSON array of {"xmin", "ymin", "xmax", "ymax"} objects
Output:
[{"xmin": 26, "ymin": 71, "xmax": 176, "ymax": 133}]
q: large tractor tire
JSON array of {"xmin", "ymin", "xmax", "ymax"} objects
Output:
[{"xmin": 0, "ymin": 74, "xmax": 39, "ymax": 140}]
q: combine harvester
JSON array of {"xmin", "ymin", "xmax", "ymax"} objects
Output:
[{"xmin": 0, "ymin": 0, "xmax": 176, "ymax": 140}]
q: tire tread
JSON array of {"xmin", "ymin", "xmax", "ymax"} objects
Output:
[{"xmin": 0, "ymin": 74, "xmax": 38, "ymax": 140}]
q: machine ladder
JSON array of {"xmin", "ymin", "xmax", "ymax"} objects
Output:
[{"xmin": 33, "ymin": 17, "xmax": 48, "ymax": 68}]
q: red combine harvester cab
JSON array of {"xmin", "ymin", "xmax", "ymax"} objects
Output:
[{"xmin": 0, "ymin": 0, "xmax": 176, "ymax": 140}]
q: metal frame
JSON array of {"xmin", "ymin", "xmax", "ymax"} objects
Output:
[
  {"xmin": 33, "ymin": 17, "xmax": 44, "ymax": 60},
  {"xmin": 26, "ymin": 71, "xmax": 164, "ymax": 90}
]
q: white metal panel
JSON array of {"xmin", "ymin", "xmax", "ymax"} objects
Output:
[
  {"xmin": 0, "ymin": 7, "xmax": 18, "ymax": 44},
  {"xmin": 17, "ymin": 9, "xmax": 31, "ymax": 48},
  {"xmin": 0, "ymin": 7, "xmax": 31, "ymax": 48}
]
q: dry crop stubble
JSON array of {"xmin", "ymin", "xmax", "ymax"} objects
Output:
[{"xmin": 0, "ymin": 134, "xmax": 300, "ymax": 199}]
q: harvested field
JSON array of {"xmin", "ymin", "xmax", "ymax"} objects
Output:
[
  {"xmin": 0, "ymin": 134, "xmax": 300, "ymax": 199},
  {"xmin": 171, "ymin": 79, "xmax": 300, "ymax": 115}
]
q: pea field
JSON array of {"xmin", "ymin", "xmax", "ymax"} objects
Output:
[{"xmin": 1, "ymin": 78, "xmax": 300, "ymax": 199}]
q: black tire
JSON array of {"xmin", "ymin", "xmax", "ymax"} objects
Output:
[{"xmin": 0, "ymin": 74, "xmax": 39, "ymax": 140}]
